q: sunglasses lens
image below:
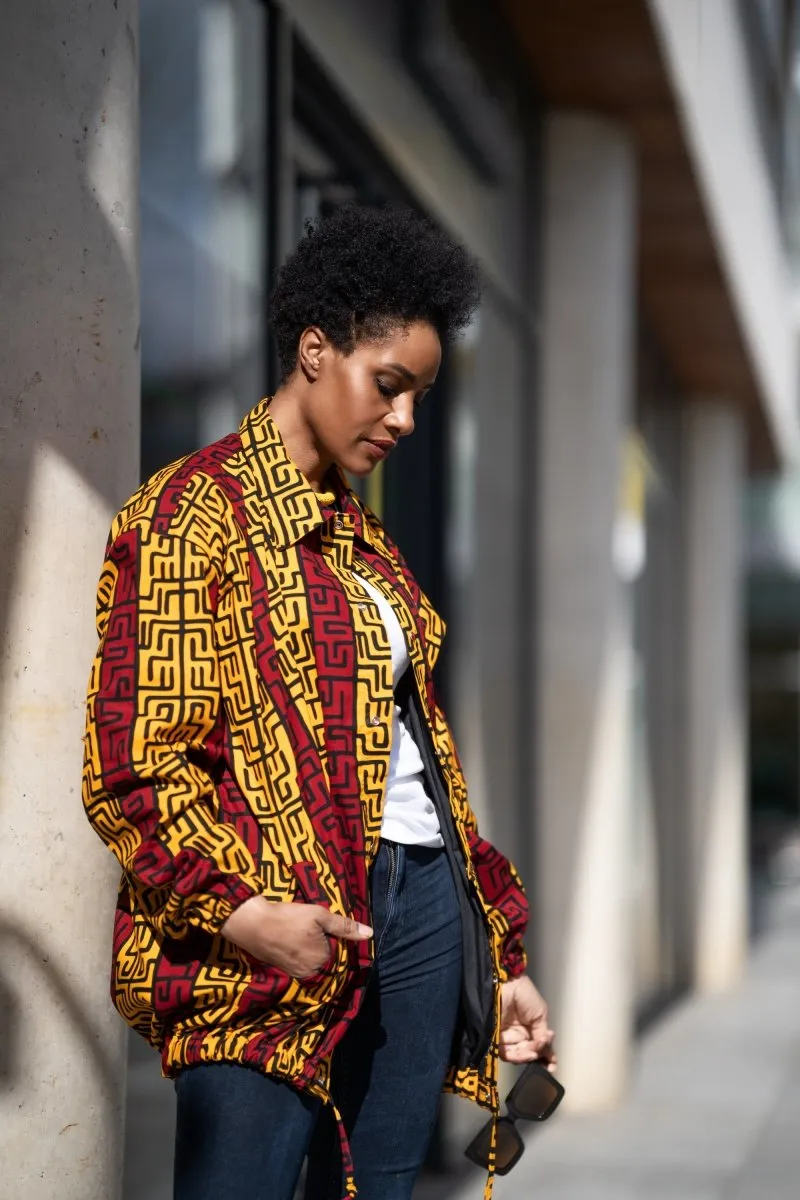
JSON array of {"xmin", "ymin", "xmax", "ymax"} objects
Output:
[
  {"xmin": 495, "ymin": 1118, "xmax": 524, "ymax": 1175},
  {"xmin": 512, "ymin": 1064, "xmax": 564, "ymax": 1120},
  {"xmin": 465, "ymin": 1120, "xmax": 493, "ymax": 1168},
  {"xmin": 465, "ymin": 1117, "xmax": 523, "ymax": 1176}
]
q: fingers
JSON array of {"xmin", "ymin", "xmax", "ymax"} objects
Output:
[
  {"xmin": 500, "ymin": 1021, "xmax": 557, "ymax": 1066},
  {"xmin": 499, "ymin": 1024, "xmax": 538, "ymax": 1063},
  {"xmin": 499, "ymin": 1025, "xmax": 529, "ymax": 1045},
  {"xmin": 499, "ymin": 1037, "xmax": 558, "ymax": 1067},
  {"xmin": 316, "ymin": 909, "xmax": 373, "ymax": 941},
  {"xmin": 535, "ymin": 1028, "xmax": 556, "ymax": 1054},
  {"xmin": 500, "ymin": 1022, "xmax": 553, "ymax": 1046},
  {"xmin": 499, "ymin": 1039, "xmax": 538, "ymax": 1064},
  {"xmin": 537, "ymin": 1035, "xmax": 557, "ymax": 1069}
]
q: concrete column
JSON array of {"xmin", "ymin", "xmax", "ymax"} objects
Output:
[
  {"xmin": 680, "ymin": 402, "xmax": 747, "ymax": 992},
  {"xmin": 535, "ymin": 113, "xmax": 636, "ymax": 1110},
  {"xmin": 640, "ymin": 395, "xmax": 686, "ymax": 1000},
  {"xmin": 0, "ymin": 4, "xmax": 139, "ymax": 1198}
]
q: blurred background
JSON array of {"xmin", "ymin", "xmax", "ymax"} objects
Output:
[{"xmin": 3, "ymin": 1, "xmax": 800, "ymax": 1198}]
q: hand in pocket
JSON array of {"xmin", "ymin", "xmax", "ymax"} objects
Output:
[{"xmin": 222, "ymin": 897, "xmax": 372, "ymax": 978}]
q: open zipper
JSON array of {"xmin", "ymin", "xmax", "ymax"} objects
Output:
[{"xmin": 396, "ymin": 669, "xmax": 496, "ymax": 1071}]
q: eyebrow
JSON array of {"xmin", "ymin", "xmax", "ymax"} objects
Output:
[{"xmin": 384, "ymin": 362, "xmax": 417, "ymax": 383}]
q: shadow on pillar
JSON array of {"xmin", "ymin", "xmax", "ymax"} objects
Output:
[
  {"xmin": 0, "ymin": 964, "xmax": 19, "ymax": 1084},
  {"xmin": 0, "ymin": 13, "xmax": 138, "ymax": 1185},
  {"xmin": 0, "ymin": 5, "xmax": 140, "ymax": 689},
  {"xmin": 0, "ymin": 917, "xmax": 118, "ymax": 1103}
]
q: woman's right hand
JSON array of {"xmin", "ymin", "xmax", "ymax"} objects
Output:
[{"xmin": 221, "ymin": 895, "xmax": 373, "ymax": 979}]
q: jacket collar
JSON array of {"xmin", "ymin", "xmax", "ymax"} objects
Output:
[{"xmin": 238, "ymin": 398, "xmax": 372, "ymax": 549}]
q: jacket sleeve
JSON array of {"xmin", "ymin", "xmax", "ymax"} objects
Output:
[
  {"xmin": 464, "ymin": 828, "xmax": 529, "ymax": 981},
  {"xmin": 432, "ymin": 699, "xmax": 529, "ymax": 981},
  {"xmin": 82, "ymin": 524, "xmax": 263, "ymax": 940}
]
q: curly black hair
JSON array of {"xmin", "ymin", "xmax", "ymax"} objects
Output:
[{"xmin": 269, "ymin": 205, "xmax": 481, "ymax": 380}]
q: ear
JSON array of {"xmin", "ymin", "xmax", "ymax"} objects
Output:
[{"xmin": 297, "ymin": 326, "xmax": 330, "ymax": 383}]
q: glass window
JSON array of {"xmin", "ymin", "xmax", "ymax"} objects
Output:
[
  {"xmin": 737, "ymin": 0, "xmax": 798, "ymax": 205},
  {"xmin": 140, "ymin": 0, "xmax": 266, "ymax": 478},
  {"xmin": 288, "ymin": 36, "xmax": 452, "ymax": 624}
]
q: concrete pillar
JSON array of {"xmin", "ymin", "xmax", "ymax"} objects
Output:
[
  {"xmin": 535, "ymin": 113, "xmax": 636, "ymax": 1110},
  {"xmin": 0, "ymin": 4, "xmax": 139, "ymax": 1198},
  {"xmin": 640, "ymin": 395, "xmax": 686, "ymax": 1000},
  {"xmin": 680, "ymin": 402, "xmax": 747, "ymax": 992}
]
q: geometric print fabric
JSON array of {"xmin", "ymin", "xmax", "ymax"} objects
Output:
[{"xmin": 82, "ymin": 398, "xmax": 528, "ymax": 1160}]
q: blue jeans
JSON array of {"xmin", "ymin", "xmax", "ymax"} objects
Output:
[{"xmin": 173, "ymin": 841, "xmax": 463, "ymax": 1200}]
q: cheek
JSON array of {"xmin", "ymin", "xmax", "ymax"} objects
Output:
[{"xmin": 334, "ymin": 378, "xmax": 378, "ymax": 431}]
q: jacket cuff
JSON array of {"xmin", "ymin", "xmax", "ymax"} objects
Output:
[
  {"xmin": 167, "ymin": 873, "xmax": 262, "ymax": 939},
  {"xmin": 497, "ymin": 940, "xmax": 528, "ymax": 983}
]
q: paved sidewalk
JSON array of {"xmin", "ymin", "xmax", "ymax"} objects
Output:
[
  {"xmin": 125, "ymin": 887, "xmax": 800, "ymax": 1200},
  {"xmin": 443, "ymin": 887, "xmax": 800, "ymax": 1200}
]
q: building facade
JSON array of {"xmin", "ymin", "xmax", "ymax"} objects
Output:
[{"xmin": 2, "ymin": 1, "xmax": 799, "ymax": 1197}]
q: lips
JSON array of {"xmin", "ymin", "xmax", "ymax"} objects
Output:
[{"xmin": 364, "ymin": 439, "xmax": 396, "ymax": 460}]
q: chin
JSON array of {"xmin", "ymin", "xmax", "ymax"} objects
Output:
[
  {"xmin": 347, "ymin": 463, "xmax": 377, "ymax": 479},
  {"xmin": 339, "ymin": 452, "xmax": 379, "ymax": 479}
]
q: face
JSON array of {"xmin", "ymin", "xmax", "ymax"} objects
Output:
[{"xmin": 297, "ymin": 320, "xmax": 442, "ymax": 477}]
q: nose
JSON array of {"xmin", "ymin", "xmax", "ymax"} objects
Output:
[{"xmin": 387, "ymin": 395, "xmax": 415, "ymax": 439}]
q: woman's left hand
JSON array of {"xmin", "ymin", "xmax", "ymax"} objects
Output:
[{"xmin": 499, "ymin": 975, "xmax": 557, "ymax": 1069}]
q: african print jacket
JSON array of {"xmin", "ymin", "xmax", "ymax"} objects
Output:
[{"xmin": 82, "ymin": 398, "xmax": 528, "ymax": 1182}]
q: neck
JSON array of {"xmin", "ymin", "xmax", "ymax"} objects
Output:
[{"xmin": 267, "ymin": 383, "xmax": 332, "ymax": 492}]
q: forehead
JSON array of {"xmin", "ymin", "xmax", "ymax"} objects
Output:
[{"xmin": 360, "ymin": 320, "xmax": 441, "ymax": 374}]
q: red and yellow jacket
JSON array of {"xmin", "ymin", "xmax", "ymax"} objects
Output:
[{"xmin": 82, "ymin": 398, "xmax": 528, "ymax": 1189}]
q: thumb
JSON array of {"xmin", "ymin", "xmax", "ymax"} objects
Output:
[{"xmin": 316, "ymin": 909, "xmax": 373, "ymax": 941}]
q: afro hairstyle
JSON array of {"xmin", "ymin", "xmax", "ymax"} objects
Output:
[{"xmin": 269, "ymin": 204, "xmax": 481, "ymax": 380}]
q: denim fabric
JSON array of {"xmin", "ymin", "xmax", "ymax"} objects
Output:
[
  {"xmin": 173, "ymin": 841, "xmax": 463, "ymax": 1200},
  {"xmin": 174, "ymin": 1063, "xmax": 319, "ymax": 1200}
]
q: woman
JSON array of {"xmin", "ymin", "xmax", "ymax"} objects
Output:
[{"xmin": 82, "ymin": 205, "xmax": 556, "ymax": 1200}]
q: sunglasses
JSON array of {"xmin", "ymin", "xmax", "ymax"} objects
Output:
[{"xmin": 464, "ymin": 1060, "xmax": 565, "ymax": 1176}]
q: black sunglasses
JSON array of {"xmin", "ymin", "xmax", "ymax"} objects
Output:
[{"xmin": 464, "ymin": 1060, "xmax": 565, "ymax": 1176}]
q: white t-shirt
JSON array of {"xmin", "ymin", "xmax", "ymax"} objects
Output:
[{"xmin": 356, "ymin": 574, "xmax": 443, "ymax": 848}]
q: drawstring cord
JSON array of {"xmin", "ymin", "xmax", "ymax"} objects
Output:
[
  {"xmin": 482, "ymin": 1113, "xmax": 498, "ymax": 1200},
  {"xmin": 480, "ymin": 971, "xmax": 504, "ymax": 1200},
  {"xmin": 330, "ymin": 1097, "xmax": 358, "ymax": 1199}
]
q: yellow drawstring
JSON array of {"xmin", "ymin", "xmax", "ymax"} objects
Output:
[{"xmin": 482, "ymin": 1113, "xmax": 498, "ymax": 1200}]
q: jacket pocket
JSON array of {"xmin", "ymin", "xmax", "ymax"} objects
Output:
[{"xmin": 288, "ymin": 860, "xmax": 348, "ymax": 1001}]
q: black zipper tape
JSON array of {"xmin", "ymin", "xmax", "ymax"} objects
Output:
[{"xmin": 396, "ymin": 670, "xmax": 495, "ymax": 1070}]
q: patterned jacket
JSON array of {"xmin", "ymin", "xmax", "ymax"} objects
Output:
[{"xmin": 82, "ymin": 398, "xmax": 528, "ymax": 1188}]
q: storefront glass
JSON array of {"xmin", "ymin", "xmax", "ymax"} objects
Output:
[{"xmin": 140, "ymin": 0, "xmax": 266, "ymax": 478}]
